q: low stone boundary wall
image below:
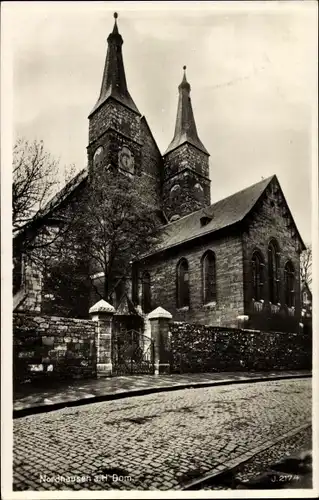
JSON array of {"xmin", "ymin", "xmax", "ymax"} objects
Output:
[
  {"xmin": 169, "ymin": 323, "xmax": 312, "ymax": 373},
  {"xmin": 13, "ymin": 312, "xmax": 97, "ymax": 385}
]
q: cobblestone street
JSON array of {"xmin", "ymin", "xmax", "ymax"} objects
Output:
[{"xmin": 13, "ymin": 378, "xmax": 311, "ymax": 491}]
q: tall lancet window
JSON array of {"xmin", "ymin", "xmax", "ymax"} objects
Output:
[
  {"xmin": 284, "ymin": 261, "xmax": 295, "ymax": 307},
  {"xmin": 176, "ymin": 258, "xmax": 189, "ymax": 308},
  {"xmin": 268, "ymin": 239, "xmax": 280, "ymax": 304},
  {"xmin": 251, "ymin": 251, "xmax": 265, "ymax": 301},
  {"xmin": 142, "ymin": 271, "xmax": 151, "ymax": 314},
  {"xmin": 202, "ymin": 251, "xmax": 216, "ymax": 304}
]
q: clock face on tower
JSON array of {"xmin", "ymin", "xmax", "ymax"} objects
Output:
[{"xmin": 118, "ymin": 146, "xmax": 134, "ymax": 175}]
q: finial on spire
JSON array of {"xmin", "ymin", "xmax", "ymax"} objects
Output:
[
  {"xmin": 111, "ymin": 11, "xmax": 119, "ymax": 35},
  {"xmin": 179, "ymin": 65, "xmax": 190, "ymax": 91}
]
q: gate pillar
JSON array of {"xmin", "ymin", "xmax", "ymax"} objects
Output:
[
  {"xmin": 89, "ymin": 299, "xmax": 115, "ymax": 377},
  {"xmin": 148, "ymin": 307, "xmax": 172, "ymax": 375}
]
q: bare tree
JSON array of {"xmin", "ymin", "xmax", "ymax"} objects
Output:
[
  {"xmin": 300, "ymin": 244, "xmax": 312, "ymax": 287},
  {"xmin": 12, "ymin": 138, "xmax": 62, "ymax": 231},
  {"xmin": 40, "ymin": 167, "xmax": 160, "ymax": 316}
]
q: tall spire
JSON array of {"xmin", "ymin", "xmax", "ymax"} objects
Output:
[
  {"xmin": 164, "ymin": 66, "xmax": 208, "ymax": 155},
  {"xmin": 89, "ymin": 13, "xmax": 139, "ymax": 116}
]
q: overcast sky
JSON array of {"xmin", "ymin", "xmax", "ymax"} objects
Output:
[{"xmin": 6, "ymin": 1, "xmax": 317, "ymax": 244}]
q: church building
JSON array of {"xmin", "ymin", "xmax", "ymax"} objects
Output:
[{"xmin": 13, "ymin": 13, "xmax": 306, "ymax": 334}]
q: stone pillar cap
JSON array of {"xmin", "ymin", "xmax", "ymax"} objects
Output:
[
  {"xmin": 89, "ymin": 299, "xmax": 115, "ymax": 315},
  {"xmin": 148, "ymin": 307, "xmax": 172, "ymax": 320}
]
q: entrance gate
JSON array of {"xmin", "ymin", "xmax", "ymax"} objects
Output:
[{"xmin": 112, "ymin": 329, "xmax": 154, "ymax": 375}]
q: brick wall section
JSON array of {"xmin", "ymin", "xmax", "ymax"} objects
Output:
[
  {"xmin": 13, "ymin": 312, "xmax": 97, "ymax": 385},
  {"xmin": 139, "ymin": 232, "xmax": 244, "ymax": 327},
  {"xmin": 169, "ymin": 322, "xmax": 312, "ymax": 373},
  {"xmin": 242, "ymin": 179, "xmax": 302, "ymax": 332}
]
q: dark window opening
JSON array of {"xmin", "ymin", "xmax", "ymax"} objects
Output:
[
  {"xmin": 142, "ymin": 272, "xmax": 152, "ymax": 314},
  {"xmin": 13, "ymin": 251, "xmax": 24, "ymax": 295},
  {"xmin": 176, "ymin": 259, "xmax": 189, "ymax": 308},
  {"xmin": 268, "ymin": 239, "xmax": 280, "ymax": 303},
  {"xmin": 200, "ymin": 216, "xmax": 212, "ymax": 227},
  {"xmin": 251, "ymin": 251, "xmax": 264, "ymax": 301},
  {"xmin": 284, "ymin": 261, "xmax": 295, "ymax": 307},
  {"xmin": 202, "ymin": 251, "xmax": 216, "ymax": 304}
]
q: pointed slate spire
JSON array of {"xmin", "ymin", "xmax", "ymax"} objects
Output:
[
  {"xmin": 164, "ymin": 66, "xmax": 208, "ymax": 155},
  {"xmin": 89, "ymin": 13, "xmax": 139, "ymax": 116}
]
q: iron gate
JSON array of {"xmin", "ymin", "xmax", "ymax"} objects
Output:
[{"xmin": 112, "ymin": 329, "xmax": 155, "ymax": 375}]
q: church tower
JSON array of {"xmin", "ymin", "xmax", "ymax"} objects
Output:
[
  {"xmin": 87, "ymin": 13, "xmax": 142, "ymax": 181},
  {"xmin": 163, "ymin": 67, "xmax": 211, "ymax": 220}
]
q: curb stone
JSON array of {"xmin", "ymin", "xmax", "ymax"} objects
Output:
[
  {"xmin": 182, "ymin": 423, "xmax": 311, "ymax": 490},
  {"xmin": 13, "ymin": 373, "xmax": 311, "ymax": 419}
]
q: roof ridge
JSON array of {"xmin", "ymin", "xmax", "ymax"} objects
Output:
[
  {"xmin": 40, "ymin": 168, "xmax": 88, "ymax": 214},
  {"xmin": 160, "ymin": 175, "xmax": 275, "ymax": 230},
  {"xmin": 212, "ymin": 175, "xmax": 274, "ymax": 205}
]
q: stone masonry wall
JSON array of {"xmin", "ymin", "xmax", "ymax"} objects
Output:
[
  {"xmin": 88, "ymin": 102, "xmax": 162, "ymax": 209},
  {"xmin": 13, "ymin": 312, "xmax": 97, "ymax": 385},
  {"xmin": 139, "ymin": 232, "xmax": 244, "ymax": 326},
  {"xmin": 89, "ymin": 99, "xmax": 140, "ymax": 144},
  {"xmin": 16, "ymin": 256, "xmax": 42, "ymax": 313},
  {"xmin": 163, "ymin": 144, "xmax": 210, "ymax": 218},
  {"xmin": 169, "ymin": 322, "xmax": 312, "ymax": 373},
  {"xmin": 164, "ymin": 143, "xmax": 210, "ymax": 180},
  {"xmin": 163, "ymin": 169, "xmax": 211, "ymax": 220},
  {"xmin": 243, "ymin": 179, "xmax": 302, "ymax": 332},
  {"xmin": 140, "ymin": 118, "xmax": 163, "ymax": 208}
]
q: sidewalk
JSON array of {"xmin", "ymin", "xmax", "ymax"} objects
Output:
[{"xmin": 13, "ymin": 370, "xmax": 311, "ymax": 417}]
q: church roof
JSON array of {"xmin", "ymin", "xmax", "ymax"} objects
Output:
[
  {"xmin": 13, "ymin": 168, "xmax": 88, "ymax": 239},
  {"xmin": 164, "ymin": 67, "xmax": 209, "ymax": 156},
  {"xmin": 89, "ymin": 13, "xmax": 140, "ymax": 117},
  {"xmin": 144, "ymin": 175, "xmax": 305, "ymax": 256}
]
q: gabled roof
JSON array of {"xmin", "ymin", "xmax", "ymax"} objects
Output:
[
  {"xmin": 140, "ymin": 116, "xmax": 163, "ymax": 158},
  {"xmin": 143, "ymin": 175, "xmax": 305, "ymax": 257},
  {"xmin": 38, "ymin": 168, "xmax": 88, "ymax": 218},
  {"xmin": 13, "ymin": 168, "xmax": 88, "ymax": 239}
]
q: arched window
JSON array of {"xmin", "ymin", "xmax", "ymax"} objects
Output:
[
  {"xmin": 202, "ymin": 251, "xmax": 216, "ymax": 304},
  {"xmin": 176, "ymin": 258, "xmax": 189, "ymax": 308},
  {"xmin": 170, "ymin": 184, "xmax": 181, "ymax": 210},
  {"xmin": 13, "ymin": 251, "xmax": 24, "ymax": 295},
  {"xmin": 170, "ymin": 184, "xmax": 181, "ymax": 200},
  {"xmin": 268, "ymin": 239, "xmax": 280, "ymax": 303},
  {"xmin": 142, "ymin": 271, "xmax": 151, "ymax": 313},
  {"xmin": 194, "ymin": 183, "xmax": 204, "ymax": 201},
  {"xmin": 251, "ymin": 251, "xmax": 264, "ymax": 301},
  {"xmin": 93, "ymin": 146, "xmax": 104, "ymax": 169},
  {"xmin": 284, "ymin": 261, "xmax": 295, "ymax": 307}
]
